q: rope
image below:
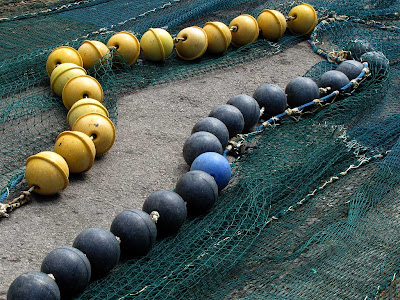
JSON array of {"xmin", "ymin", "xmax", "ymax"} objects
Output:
[{"xmin": 0, "ymin": 186, "xmax": 36, "ymax": 218}]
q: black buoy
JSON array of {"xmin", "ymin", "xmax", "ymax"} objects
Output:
[
  {"xmin": 110, "ymin": 209, "xmax": 157, "ymax": 256},
  {"xmin": 7, "ymin": 272, "xmax": 60, "ymax": 300},
  {"xmin": 183, "ymin": 131, "xmax": 223, "ymax": 166},
  {"xmin": 209, "ymin": 104, "xmax": 244, "ymax": 138},
  {"xmin": 175, "ymin": 170, "xmax": 218, "ymax": 214},
  {"xmin": 317, "ymin": 70, "xmax": 350, "ymax": 92},
  {"xmin": 347, "ymin": 39, "xmax": 374, "ymax": 60},
  {"xmin": 40, "ymin": 246, "xmax": 91, "ymax": 296},
  {"xmin": 72, "ymin": 228, "xmax": 120, "ymax": 278},
  {"xmin": 142, "ymin": 190, "xmax": 187, "ymax": 236},
  {"xmin": 336, "ymin": 60, "xmax": 364, "ymax": 80},
  {"xmin": 192, "ymin": 117, "xmax": 229, "ymax": 148},
  {"xmin": 227, "ymin": 94, "xmax": 260, "ymax": 131},
  {"xmin": 361, "ymin": 51, "xmax": 389, "ymax": 75},
  {"xmin": 253, "ymin": 83, "xmax": 287, "ymax": 116},
  {"xmin": 285, "ymin": 77, "xmax": 319, "ymax": 108}
]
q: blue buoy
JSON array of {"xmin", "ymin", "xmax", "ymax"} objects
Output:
[
  {"xmin": 253, "ymin": 83, "xmax": 287, "ymax": 116},
  {"xmin": 142, "ymin": 190, "xmax": 187, "ymax": 236},
  {"xmin": 285, "ymin": 77, "xmax": 319, "ymax": 108},
  {"xmin": 192, "ymin": 117, "xmax": 229, "ymax": 148},
  {"xmin": 183, "ymin": 131, "xmax": 223, "ymax": 166},
  {"xmin": 40, "ymin": 246, "xmax": 91, "ymax": 296},
  {"xmin": 110, "ymin": 209, "xmax": 157, "ymax": 256},
  {"xmin": 317, "ymin": 70, "xmax": 350, "ymax": 92},
  {"xmin": 360, "ymin": 51, "xmax": 389, "ymax": 75},
  {"xmin": 175, "ymin": 170, "xmax": 218, "ymax": 214},
  {"xmin": 190, "ymin": 152, "xmax": 231, "ymax": 190},
  {"xmin": 227, "ymin": 94, "xmax": 260, "ymax": 131},
  {"xmin": 7, "ymin": 272, "xmax": 60, "ymax": 300},
  {"xmin": 209, "ymin": 104, "xmax": 244, "ymax": 138},
  {"xmin": 72, "ymin": 228, "xmax": 120, "ymax": 278},
  {"xmin": 336, "ymin": 60, "xmax": 364, "ymax": 80},
  {"xmin": 347, "ymin": 39, "xmax": 374, "ymax": 60}
]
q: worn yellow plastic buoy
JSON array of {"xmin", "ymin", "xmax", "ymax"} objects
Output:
[
  {"xmin": 62, "ymin": 75, "xmax": 104, "ymax": 110},
  {"xmin": 107, "ymin": 31, "xmax": 140, "ymax": 65},
  {"xmin": 46, "ymin": 46, "xmax": 83, "ymax": 77},
  {"xmin": 72, "ymin": 113, "xmax": 116, "ymax": 156},
  {"xmin": 78, "ymin": 40, "xmax": 110, "ymax": 70},
  {"xmin": 50, "ymin": 63, "xmax": 87, "ymax": 97},
  {"xmin": 67, "ymin": 98, "xmax": 109, "ymax": 128},
  {"xmin": 203, "ymin": 21, "xmax": 232, "ymax": 54},
  {"xmin": 287, "ymin": 3, "xmax": 317, "ymax": 35},
  {"xmin": 54, "ymin": 131, "xmax": 96, "ymax": 173},
  {"xmin": 229, "ymin": 14, "xmax": 259, "ymax": 47},
  {"xmin": 25, "ymin": 151, "xmax": 69, "ymax": 195},
  {"xmin": 140, "ymin": 28, "xmax": 174, "ymax": 62},
  {"xmin": 175, "ymin": 26, "xmax": 208, "ymax": 60},
  {"xmin": 257, "ymin": 9, "xmax": 287, "ymax": 41}
]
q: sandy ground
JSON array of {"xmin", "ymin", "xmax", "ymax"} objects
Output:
[{"xmin": 0, "ymin": 41, "xmax": 323, "ymax": 298}]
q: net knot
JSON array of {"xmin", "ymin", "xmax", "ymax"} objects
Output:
[
  {"xmin": 313, "ymin": 99, "xmax": 323, "ymax": 107},
  {"xmin": 350, "ymin": 79, "xmax": 360, "ymax": 89}
]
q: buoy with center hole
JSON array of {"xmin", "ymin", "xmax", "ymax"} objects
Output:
[
  {"xmin": 46, "ymin": 46, "xmax": 83, "ymax": 77},
  {"xmin": 72, "ymin": 113, "xmax": 116, "ymax": 156},
  {"xmin": 62, "ymin": 75, "xmax": 103, "ymax": 110}
]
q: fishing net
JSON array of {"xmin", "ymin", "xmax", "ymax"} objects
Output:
[{"xmin": 1, "ymin": 0, "xmax": 399, "ymax": 298}]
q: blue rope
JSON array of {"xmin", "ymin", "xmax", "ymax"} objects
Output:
[{"xmin": 0, "ymin": 173, "xmax": 24, "ymax": 203}]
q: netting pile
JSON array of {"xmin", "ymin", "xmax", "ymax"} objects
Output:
[{"xmin": 1, "ymin": 0, "xmax": 400, "ymax": 298}]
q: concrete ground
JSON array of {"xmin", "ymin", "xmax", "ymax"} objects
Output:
[{"xmin": 0, "ymin": 41, "xmax": 323, "ymax": 298}]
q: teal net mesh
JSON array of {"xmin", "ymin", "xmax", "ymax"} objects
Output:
[{"xmin": 1, "ymin": 0, "xmax": 400, "ymax": 298}]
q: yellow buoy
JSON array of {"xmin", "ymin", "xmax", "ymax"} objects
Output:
[
  {"xmin": 67, "ymin": 98, "xmax": 109, "ymax": 128},
  {"xmin": 107, "ymin": 31, "xmax": 140, "ymax": 65},
  {"xmin": 175, "ymin": 26, "xmax": 208, "ymax": 60},
  {"xmin": 229, "ymin": 14, "xmax": 259, "ymax": 47},
  {"xmin": 54, "ymin": 131, "xmax": 96, "ymax": 173},
  {"xmin": 46, "ymin": 46, "xmax": 83, "ymax": 77},
  {"xmin": 72, "ymin": 113, "xmax": 116, "ymax": 156},
  {"xmin": 50, "ymin": 63, "xmax": 87, "ymax": 97},
  {"xmin": 287, "ymin": 3, "xmax": 317, "ymax": 35},
  {"xmin": 203, "ymin": 21, "xmax": 232, "ymax": 54},
  {"xmin": 78, "ymin": 40, "xmax": 110, "ymax": 70},
  {"xmin": 25, "ymin": 151, "xmax": 69, "ymax": 195},
  {"xmin": 140, "ymin": 28, "xmax": 174, "ymax": 62},
  {"xmin": 62, "ymin": 75, "xmax": 104, "ymax": 110},
  {"xmin": 257, "ymin": 9, "xmax": 287, "ymax": 41}
]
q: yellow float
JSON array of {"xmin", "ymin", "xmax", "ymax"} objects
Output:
[
  {"xmin": 78, "ymin": 40, "xmax": 110, "ymax": 70},
  {"xmin": 46, "ymin": 46, "xmax": 83, "ymax": 77},
  {"xmin": 72, "ymin": 113, "xmax": 116, "ymax": 156},
  {"xmin": 25, "ymin": 151, "xmax": 69, "ymax": 195},
  {"xmin": 175, "ymin": 26, "xmax": 208, "ymax": 60},
  {"xmin": 229, "ymin": 14, "xmax": 259, "ymax": 47},
  {"xmin": 257, "ymin": 9, "xmax": 287, "ymax": 41},
  {"xmin": 54, "ymin": 131, "xmax": 96, "ymax": 173},
  {"xmin": 67, "ymin": 98, "xmax": 109, "ymax": 128},
  {"xmin": 203, "ymin": 21, "xmax": 232, "ymax": 54},
  {"xmin": 140, "ymin": 28, "xmax": 174, "ymax": 62},
  {"xmin": 287, "ymin": 3, "xmax": 317, "ymax": 35},
  {"xmin": 50, "ymin": 63, "xmax": 87, "ymax": 97},
  {"xmin": 62, "ymin": 75, "xmax": 104, "ymax": 110},
  {"xmin": 107, "ymin": 31, "xmax": 140, "ymax": 65}
]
